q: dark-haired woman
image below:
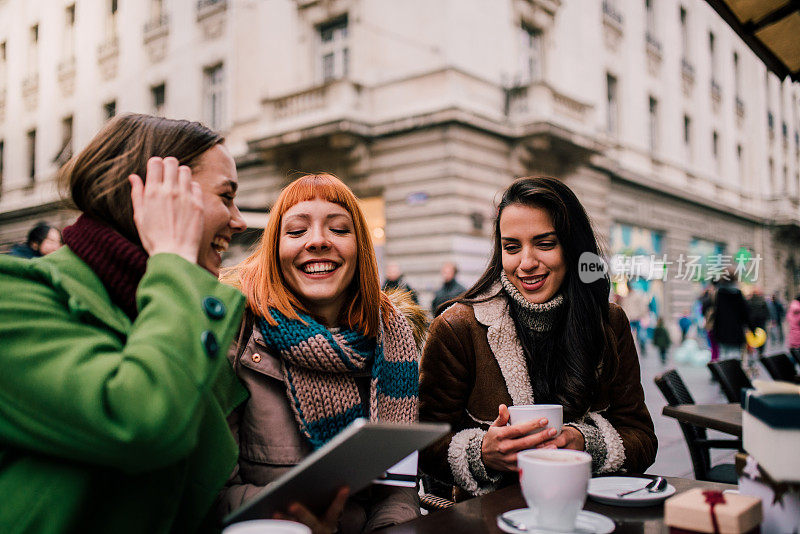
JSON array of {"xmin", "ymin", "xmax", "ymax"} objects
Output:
[
  {"xmin": 0, "ymin": 114, "xmax": 248, "ymax": 532},
  {"xmin": 419, "ymin": 176, "xmax": 656, "ymax": 498}
]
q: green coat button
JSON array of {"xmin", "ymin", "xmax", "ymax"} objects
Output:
[
  {"xmin": 202, "ymin": 296, "xmax": 226, "ymax": 320},
  {"xmin": 201, "ymin": 331, "xmax": 219, "ymax": 358}
]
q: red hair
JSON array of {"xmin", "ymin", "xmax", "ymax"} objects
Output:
[{"xmin": 225, "ymin": 174, "xmax": 391, "ymax": 337}]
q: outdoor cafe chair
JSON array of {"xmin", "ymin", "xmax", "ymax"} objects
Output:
[
  {"xmin": 707, "ymin": 360, "xmax": 753, "ymax": 404},
  {"xmin": 760, "ymin": 353, "xmax": 800, "ymax": 383},
  {"xmin": 654, "ymin": 369, "xmax": 740, "ymax": 484}
]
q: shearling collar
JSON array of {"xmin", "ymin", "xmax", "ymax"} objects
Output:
[{"xmin": 472, "ymin": 283, "xmax": 534, "ymax": 406}]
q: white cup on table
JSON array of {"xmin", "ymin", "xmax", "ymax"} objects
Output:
[
  {"xmin": 507, "ymin": 404, "xmax": 563, "ymax": 437},
  {"xmin": 222, "ymin": 520, "xmax": 312, "ymax": 534},
  {"xmin": 517, "ymin": 449, "xmax": 592, "ymax": 532}
]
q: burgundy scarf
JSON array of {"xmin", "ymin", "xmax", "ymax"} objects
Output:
[{"xmin": 61, "ymin": 215, "xmax": 148, "ymax": 319}]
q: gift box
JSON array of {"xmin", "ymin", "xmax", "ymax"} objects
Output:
[
  {"xmin": 736, "ymin": 453, "xmax": 800, "ymax": 534},
  {"xmin": 742, "ymin": 381, "xmax": 800, "ymax": 482},
  {"xmin": 664, "ymin": 488, "xmax": 762, "ymax": 533}
]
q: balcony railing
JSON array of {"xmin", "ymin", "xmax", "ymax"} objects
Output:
[
  {"xmin": 144, "ymin": 13, "xmax": 169, "ymax": 37},
  {"xmin": 710, "ymin": 79, "xmax": 721, "ymax": 101},
  {"xmin": 602, "ymin": 1, "xmax": 623, "ymax": 25},
  {"xmin": 735, "ymin": 97, "xmax": 744, "ymax": 118},
  {"xmin": 197, "ymin": 0, "xmax": 227, "ymax": 19},
  {"xmin": 645, "ymin": 32, "xmax": 662, "ymax": 54},
  {"xmin": 97, "ymin": 36, "xmax": 119, "ymax": 61},
  {"xmin": 681, "ymin": 58, "xmax": 695, "ymax": 78}
]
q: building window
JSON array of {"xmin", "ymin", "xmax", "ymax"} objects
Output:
[
  {"xmin": 27, "ymin": 129, "xmax": 36, "ymax": 184},
  {"xmin": 645, "ymin": 0, "xmax": 656, "ymax": 41},
  {"xmin": 709, "ymin": 31, "xmax": 718, "ymax": 84},
  {"xmin": 769, "ymin": 157, "xmax": 775, "ymax": 191},
  {"xmin": 103, "ymin": 100, "xmax": 116, "ymax": 120},
  {"xmin": 520, "ymin": 24, "xmax": 543, "ymax": 83},
  {"xmin": 55, "ymin": 115, "xmax": 73, "ymax": 166},
  {"xmin": 204, "ymin": 63, "xmax": 224, "ymax": 129},
  {"xmin": 606, "ymin": 73, "xmax": 618, "ymax": 135},
  {"xmin": 733, "ymin": 52, "xmax": 741, "ymax": 101},
  {"xmin": 648, "ymin": 96, "xmax": 658, "ymax": 152},
  {"xmin": 712, "ymin": 130, "xmax": 719, "ymax": 160},
  {"xmin": 64, "ymin": 5, "xmax": 76, "ymax": 60},
  {"xmin": 683, "ymin": 114, "xmax": 692, "ymax": 158},
  {"xmin": 106, "ymin": 0, "xmax": 119, "ymax": 39},
  {"xmin": 0, "ymin": 139, "xmax": 4, "ymax": 194},
  {"xmin": 0, "ymin": 41, "xmax": 6, "ymax": 85},
  {"xmin": 679, "ymin": 6, "xmax": 689, "ymax": 59},
  {"xmin": 318, "ymin": 16, "xmax": 348, "ymax": 82},
  {"xmin": 737, "ymin": 144, "xmax": 744, "ymax": 185},
  {"xmin": 151, "ymin": 83, "xmax": 166, "ymax": 116},
  {"xmin": 28, "ymin": 24, "xmax": 39, "ymax": 77}
]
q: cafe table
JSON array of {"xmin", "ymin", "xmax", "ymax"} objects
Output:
[
  {"xmin": 661, "ymin": 403, "xmax": 742, "ymax": 437},
  {"xmin": 376, "ymin": 476, "xmax": 735, "ymax": 533}
]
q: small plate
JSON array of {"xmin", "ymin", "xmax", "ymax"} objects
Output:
[
  {"xmin": 497, "ymin": 508, "xmax": 615, "ymax": 534},
  {"xmin": 587, "ymin": 476, "xmax": 676, "ymax": 507}
]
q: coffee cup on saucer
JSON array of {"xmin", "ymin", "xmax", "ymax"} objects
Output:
[
  {"xmin": 222, "ymin": 520, "xmax": 312, "ymax": 534},
  {"xmin": 507, "ymin": 404, "xmax": 563, "ymax": 437},
  {"xmin": 517, "ymin": 449, "xmax": 592, "ymax": 532}
]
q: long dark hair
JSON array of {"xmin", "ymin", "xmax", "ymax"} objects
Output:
[{"xmin": 459, "ymin": 176, "xmax": 616, "ymax": 420}]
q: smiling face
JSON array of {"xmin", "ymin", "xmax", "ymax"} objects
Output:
[
  {"xmin": 191, "ymin": 144, "xmax": 246, "ymax": 276},
  {"xmin": 279, "ymin": 198, "xmax": 358, "ymax": 325},
  {"xmin": 500, "ymin": 203, "xmax": 567, "ymax": 304}
]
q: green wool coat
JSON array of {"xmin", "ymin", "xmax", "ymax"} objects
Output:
[{"xmin": 0, "ymin": 248, "xmax": 248, "ymax": 533}]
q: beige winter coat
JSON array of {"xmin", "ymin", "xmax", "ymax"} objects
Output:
[{"xmin": 215, "ymin": 298, "xmax": 422, "ymax": 532}]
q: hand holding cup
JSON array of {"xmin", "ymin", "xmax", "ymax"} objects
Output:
[{"xmin": 481, "ymin": 404, "xmax": 560, "ymax": 472}]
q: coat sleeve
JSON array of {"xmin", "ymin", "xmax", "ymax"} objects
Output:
[
  {"xmin": 569, "ymin": 305, "xmax": 657, "ymax": 474},
  {"xmin": 418, "ymin": 309, "xmax": 502, "ymax": 496},
  {"xmin": 0, "ymin": 253, "xmax": 245, "ymax": 474},
  {"xmin": 213, "ymin": 407, "xmax": 265, "ymax": 519}
]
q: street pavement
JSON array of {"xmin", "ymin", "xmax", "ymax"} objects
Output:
[{"xmin": 638, "ymin": 340, "xmax": 780, "ymax": 478}]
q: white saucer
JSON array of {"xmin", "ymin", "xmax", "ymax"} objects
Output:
[
  {"xmin": 587, "ymin": 476, "xmax": 676, "ymax": 507},
  {"xmin": 497, "ymin": 509, "xmax": 615, "ymax": 534}
]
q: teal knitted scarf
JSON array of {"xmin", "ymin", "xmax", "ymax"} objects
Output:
[{"xmin": 256, "ymin": 304, "xmax": 419, "ymax": 449}]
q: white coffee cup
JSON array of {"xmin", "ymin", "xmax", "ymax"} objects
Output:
[
  {"xmin": 222, "ymin": 520, "xmax": 312, "ymax": 534},
  {"xmin": 507, "ymin": 404, "xmax": 563, "ymax": 436},
  {"xmin": 517, "ymin": 449, "xmax": 592, "ymax": 532}
]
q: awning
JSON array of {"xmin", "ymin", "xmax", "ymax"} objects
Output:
[{"xmin": 705, "ymin": 0, "xmax": 799, "ymax": 81}]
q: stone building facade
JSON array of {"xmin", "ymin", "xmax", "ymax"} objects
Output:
[{"xmin": 1, "ymin": 0, "xmax": 799, "ymax": 319}]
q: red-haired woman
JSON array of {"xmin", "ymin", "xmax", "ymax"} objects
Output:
[{"xmin": 217, "ymin": 174, "xmax": 423, "ymax": 533}]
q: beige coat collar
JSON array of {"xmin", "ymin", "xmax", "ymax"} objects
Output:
[{"xmin": 472, "ymin": 283, "xmax": 534, "ymax": 406}]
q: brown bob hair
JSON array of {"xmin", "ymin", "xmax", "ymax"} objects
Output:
[
  {"xmin": 226, "ymin": 174, "xmax": 392, "ymax": 338},
  {"xmin": 58, "ymin": 113, "xmax": 223, "ymax": 244}
]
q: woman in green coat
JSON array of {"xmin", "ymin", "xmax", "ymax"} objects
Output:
[{"xmin": 0, "ymin": 114, "xmax": 248, "ymax": 533}]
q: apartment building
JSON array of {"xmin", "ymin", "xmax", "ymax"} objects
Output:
[{"xmin": 1, "ymin": 0, "xmax": 799, "ymax": 317}]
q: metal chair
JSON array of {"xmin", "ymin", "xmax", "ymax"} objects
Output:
[
  {"xmin": 654, "ymin": 369, "xmax": 740, "ymax": 484},
  {"xmin": 760, "ymin": 353, "xmax": 800, "ymax": 383},
  {"xmin": 707, "ymin": 360, "xmax": 753, "ymax": 403}
]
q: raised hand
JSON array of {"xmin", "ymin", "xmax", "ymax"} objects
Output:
[
  {"xmin": 129, "ymin": 157, "xmax": 204, "ymax": 265},
  {"xmin": 481, "ymin": 404, "xmax": 559, "ymax": 472}
]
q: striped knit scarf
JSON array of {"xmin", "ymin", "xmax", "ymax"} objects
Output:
[{"xmin": 256, "ymin": 303, "xmax": 419, "ymax": 450}]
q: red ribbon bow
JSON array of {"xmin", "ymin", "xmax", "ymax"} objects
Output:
[{"xmin": 702, "ymin": 490, "xmax": 727, "ymax": 534}]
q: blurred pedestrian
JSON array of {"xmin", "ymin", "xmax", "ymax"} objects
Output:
[
  {"xmin": 621, "ymin": 280, "xmax": 649, "ymax": 355},
  {"xmin": 652, "ymin": 317, "xmax": 671, "ymax": 364},
  {"xmin": 769, "ymin": 291, "xmax": 786, "ymax": 345},
  {"xmin": 701, "ymin": 283, "xmax": 720, "ymax": 361},
  {"xmin": 7, "ymin": 222, "xmax": 62, "ymax": 258},
  {"xmin": 788, "ymin": 294, "xmax": 800, "ymax": 364},
  {"xmin": 678, "ymin": 309, "xmax": 692, "ymax": 343},
  {"xmin": 431, "ymin": 261, "xmax": 466, "ymax": 317},
  {"xmin": 713, "ymin": 267, "xmax": 755, "ymax": 366},
  {"xmin": 746, "ymin": 287, "xmax": 770, "ymax": 358},
  {"xmin": 382, "ymin": 262, "xmax": 418, "ymax": 304}
]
